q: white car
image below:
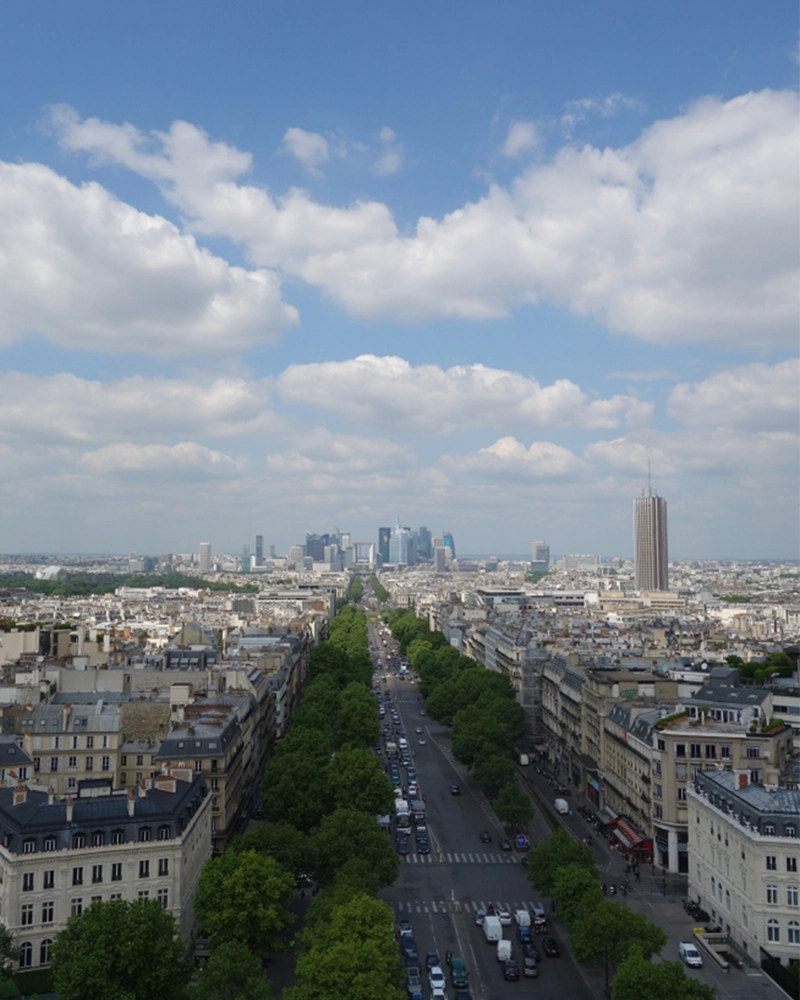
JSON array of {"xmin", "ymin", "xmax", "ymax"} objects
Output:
[
  {"xmin": 429, "ymin": 966, "xmax": 446, "ymax": 992},
  {"xmin": 678, "ymin": 941, "xmax": 703, "ymax": 968},
  {"xmin": 475, "ymin": 908, "xmax": 486, "ymax": 925},
  {"xmin": 497, "ymin": 910, "xmax": 512, "ymax": 926},
  {"xmin": 431, "ymin": 990, "xmax": 446, "ymax": 1000}
]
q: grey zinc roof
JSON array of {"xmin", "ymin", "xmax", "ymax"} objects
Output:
[
  {"xmin": 692, "ymin": 686, "xmax": 769, "ymax": 705},
  {"xmin": 0, "ymin": 737, "xmax": 33, "ymax": 769}
]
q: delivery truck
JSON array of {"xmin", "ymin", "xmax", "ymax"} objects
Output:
[{"xmin": 554, "ymin": 798, "xmax": 569, "ymax": 814}]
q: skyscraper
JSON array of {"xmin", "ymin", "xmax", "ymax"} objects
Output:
[
  {"xmin": 442, "ymin": 531, "xmax": 456, "ymax": 559},
  {"xmin": 199, "ymin": 542, "xmax": 212, "ymax": 573},
  {"xmin": 378, "ymin": 527, "xmax": 391, "ymax": 564},
  {"xmin": 634, "ymin": 490, "xmax": 668, "ymax": 591},
  {"xmin": 531, "ymin": 540, "xmax": 549, "ymax": 573},
  {"xmin": 255, "ymin": 535, "xmax": 263, "ymax": 566}
]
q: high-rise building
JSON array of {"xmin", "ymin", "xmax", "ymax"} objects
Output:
[
  {"xmin": 434, "ymin": 546, "xmax": 447, "ymax": 572},
  {"xmin": 634, "ymin": 490, "xmax": 668, "ymax": 591},
  {"xmin": 389, "ymin": 518, "xmax": 411, "ymax": 564},
  {"xmin": 442, "ymin": 531, "xmax": 456, "ymax": 559},
  {"xmin": 378, "ymin": 527, "xmax": 391, "ymax": 564},
  {"xmin": 199, "ymin": 542, "xmax": 212, "ymax": 573},
  {"xmin": 531, "ymin": 540, "xmax": 549, "ymax": 573},
  {"xmin": 418, "ymin": 526, "xmax": 432, "ymax": 559},
  {"xmin": 255, "ymin": 535, "xmax": 264, "ymax": 566}
]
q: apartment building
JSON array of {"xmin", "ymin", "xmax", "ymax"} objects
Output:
[
  {"xmin": 688, "ymin": 770, "xmax": 799, "ymax": 969},
  {"xmin": 0, "ymin": 770, "xmax": 211, "ymax": 971}
]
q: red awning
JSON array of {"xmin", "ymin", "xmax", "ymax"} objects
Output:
[{"xmin": 614, "ymin": 819, "xmax": 643, "ymax": 847}]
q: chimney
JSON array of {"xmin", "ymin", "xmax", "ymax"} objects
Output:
[
  {"xmin": 138, "ymin": 779, "xmax": 146, "ymax": 799},
  {"xmin": 66, "ymin": 795, "xmax": 73, "ymax": 823},
  {"xmin": 12, "ymin": 785, "xmax": 27, "ymax": 807},
  {"xmin": 48, "ymin": 785, "xmax": 54, "ymax": 806},
  {"xmin": 127, "ymin": 788, "xmax": 135, "ymax": 817},
  {"xmin": 62, "ymin": 702, "xmax": 72, "ymax": 731}
]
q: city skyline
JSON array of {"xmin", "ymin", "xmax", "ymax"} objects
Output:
[{"xmin": 0, "ymin": 3, "xmax": 797, "ymax": 561}]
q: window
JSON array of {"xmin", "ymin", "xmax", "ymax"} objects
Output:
[
  {"xmin": 749, "ymin": 767, "xmax": 761, "ymax": 784},
  {"xmin": 139, "ymin": 860, "xmax": 150, "ymax": 879},
  {"xmin": 92, "ymin": 831, "xmax": 104, "ymax": 847},
  {"xmin": 788, "ymin": 885, "xmax": 799, "ymax": 907},
  {"xmin": 39, "ymin": 938, "xmax": 52, "ymax": 965},
  {"xmin": 657, "ymin": 738, "xmax": 666, "ymax": 752},
  {"xmin": 110, "ymin": 893, "xmax": 122, "ymax": 901},
  {"xmin": 43, "ymin": 870, "xmax": 54, "ymax": 890},
  {"xmin": 71, "ymin": 735, "xmax": 80, "ymax": 750},
  {"xmin": 85, "ymin": 756, "xmax": 93, "ymax": 771},
  {"xmin": 720, "ymin": 744, "xmax": 731, "ymax": 759},
  {"xmin": 746, "ymin": 745, "xmax": 761, "ymax": 759},
  {"xmin": 705, "ymin": 745, "xmax": 717, "ymax": 759},
  {"xmin": 194, "ymin": 760, "xmax": 203, "ymax": 772},
  {"xmin": 70, "ymin": 898, "xmax": 83, "ymax": 917},
  {"xmin": 691, "ymin": 764, "xmax": 701, "ymax": 780},
  {"xmin": 72, "ymin": 867, "xmax": 83, "ymax": 886},
  {"xmin": 41, "ymin": 901, "xmax": 54, "ymax": 924},
  {"xmin": 767, "ymin": 884, "xmax": 778, "ymax": 904},
  {"xmin": 33, "ymin": 758, "xmax": 40, "ymax": 773},
  {"xmin": 764, "ymin": 824, "xmax": 776, "ymax": 836},
  {"xmin": 676, "ymin": 763, "xmax": 687, "ymax": 780},
  {"xmin": 690, "ymin": 743, "xmax": 702, "ymax": 759},
  {"xmin": 111, "ymin": 829, "xmax": 125, "ymax": 845},
  {"xmin": 654, "ymin": 805, "xmax": 663, "ymax": 818},
  {"xmin": 138, "ymin": 827, "xmax": 152, "ymax": 843},
  {"xmin": 101, "ymin": 756, "xmax": 111, "ymax": 772},
  {"xmin": 67, "ymin": 756, "xmax": 77, "ymax": 769},
  {"xmin": 766, "ymin": 856, "xmax": 777, "ymax": 871},
  {"xmin": 52, "ymin": 737, "xmax": 61, "ymax": 750},
  {"xmin": 92, "ymin": 865, "xmax": 103, "ymax": 884},
  {"xmin": 72, "ymin": 833, "xmax": 85, "ymax": 849},
  {"xmin": 725, "ymin": 889, "xmax": 731, "ymax": 911},
  {"xmin": 678, "ymin": 787, "xmax": 687, "ymax": 801},
  {"xmin": 158, "ymin": 825, "xmax": 171, "ymax": 841},
  {"xmin": 786, "ymin": 825, "xmax": 797, "ymax": 838},
  {"xmin": 767, "ymin": 919, "xmax": 780, "ymax": 943},
  {"xmin": 120, "ymin": 772, "xmax": 127, "ymax": 785},
  {"xmin": 741, "ymin": 870, "xmax": 747, "ymax": 892},
  {"xmin": 743, "ymin": 905, "xmax": 749, "ymax": 928},
  {"xmin": 91, "ymin": 895, "xmax": 102, "ymax": 904},
  {"xmin": 20, "ymin": 903, "xmax": 33, "ymax": 926},
  {"xmin": 654, "ymin": 784, "xmax": 662, "ymax": 799},
  {"xmin": 789, "ymin": 921, "xmax": 800, "ymax": 945},
  {"xmin": 49, "ymin": 757, "xmax": 59, "ymax": 772},
  {"xmin": 19, "ymin": 942, "xmax": 32, "ymax": 968},
  {"xmin": 86, "ymin": 736, "xmax": 94, "ymax": 749},
  {"xmin": 136, "ymin": 754, "xmax": 144, "ymax": 766},
  {"xmin": 22, "ymin": 873, "xmax": 34, "ymax": 892},
  {"xmin": 157, "ymin": 888, "xmax": 169, "ymax": 909},
  {"xmin": 111, "ymin": 863, "xmax": 122, "ymax": 882},
  {"xmin": 675, "ymin": 743, "xmax": 686, "ymax": 758},
  {"xmin": 120, "ymin": 755, "xmax": 127, "ymax": 766},
  {"xmin": 788, "ymin": 857, "xmax": 798, "ymax": 873},
  {"xmin": 654, "ymin": 760, "xmax": 662, "ymax": 776},
  {"xmin": 158, "ymin": 858, "xmax": 169, "ymax": 877},
  {"xmin": 138, "ymin": 890, "xmax": 149, "ymax": 899},
  {"xmin": 101, "ymin": 736, "xmax": 109, "ymax": 748}
]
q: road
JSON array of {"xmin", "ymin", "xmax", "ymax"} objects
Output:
[{"xmin": 372, "ymin": 625, "xmax": 597, "ymax": 1000}]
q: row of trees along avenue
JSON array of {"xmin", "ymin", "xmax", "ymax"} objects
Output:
[
  {"xmin": 526, "ymin": 829, "xmax": 715, "ymax": 1000},
  {"xmin": 388, "ymin": 609, "xmax": 533, "ymax": 826},
  {"xmin": 44, "ymin": 604, "xmax": 404, "ymax": 1000}
]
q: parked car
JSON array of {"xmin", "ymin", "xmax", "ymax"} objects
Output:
[
  {"xmin": 499, "ymin": 838, "xmax": 512, "ymax": 851},
  {"xmin": 429, "ymin": 965, "xmax": 446, "ymax": 992},
  {"xmin": 678, "ymin": 941, "xmax": 703, "ymax": 968},
  {"xmin": 398, "ymin": 920, "xmax": 413, "ymax": 938},
  {"xmin": 426, "ymin": 953, "xmax": 441, "ymax": 973},
  {"xmin": 542, "ymin": 938, "xmax": 561, "ymax": 957}
]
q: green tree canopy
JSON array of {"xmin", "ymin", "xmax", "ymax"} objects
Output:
[
  {"xmin": 335, "ymin": 683, "xmax": 381, "ymax": 749},
  {"xmin": 527, "ymin": 828, "xmax": 597, "ymax": 896},
  {"xmin": 260, "ymin": 748, "xmax": 334, "ymax": 830},
  {"xmin": 611, "ymin": 944, "xmax": 717, "ymax": 1000},
  {"xmin": 570, "ymin": 901, "xmax": 667, "ymax": 967},
  {"xmin": 308, "ymin": 809, "xmax": 400, "ymax": 888},
  {"xmin": 188, "ymin": 940, "xmax": 273, "ymax": 1000},
  {"xmin": 473, "ymin": 751, "xmax": 517, "ymax": 800},
  {"xmin": 552, "ymin": 863, "xmax": 604, "ymax": 929},
  {"xmin": 233, "ymin": 821, "xmax": 309, "ymax": 880},
  {"xmin": 493, "ymin": 782, "xmax": 534, "ymax": 824},
  {"xmin": 194, "ymin": 850, "xmax": 294, "ymax": 959},
  {"xmin": 51, "ymin": 898, "xmax": 188, "ymax": 1000},
  {"xmin": 328, "ymin": 747, "xmax": 395, "ymax": 815},
  {"xmin": 0, "ymin": 924, "xmax": 19, "ymax": 977}
]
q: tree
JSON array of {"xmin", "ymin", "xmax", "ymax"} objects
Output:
[
  {"xmin": 0, "ymin": 924, "xmax": 19, "ymax": 978},
  {"xmin": 328, "ymin": 747, "xmax": 395, "ymax": 815},
  {"xmin": 307, "ymin": 809, "xmax": 400, "ymax": 888},
  {"xmin": 194, "ymin": 850, "xmax": 294, "ymax": 959},
  {"xmin": 473, "ymin": 752, "xmax": 516, "ymax": 800},
  {"xmin": 527, "ymin": 828, "xmax": 597, "ymax": 896},
  {"xmin": 287, "ymin": 894, "xmax": 405, "ymax": 1000},
  {"xmin": 570, "ymin": 900, "xmax": 667, "ymax": 967},
  {"xmin": 493, "ymin": 782, "xmax": 534, "ymax": 824},
  {"xmin": 552, "ymin": 863, "xmax": 604, "ymax": 929},
  {"xmin": 234, "ymin": 822, "xmax": 309, "ymax": 880},
  {"xmin": 335, "ymin": 684, "xmax": 380, "ymax": 749},
  {"xmin": 612, "ymin": 944, "xmax": 716, "ymax": 1000},
  {"xmin": 260, "ymin": 749, "xmax": 333, "ymax": 830},
  {"xmin": 188, "ymin": 940, "xmax": 273, "ymax": 1000},
  {"xmin": 51, "ymin": 898, "xmax": 189, "ymax": 1000}
]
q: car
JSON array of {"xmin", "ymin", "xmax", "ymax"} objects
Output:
[
  {"xmin": 415, "ymin": 726, "xmax": 423, "ymax": 733},
  {"xmin": 397, "ymin": 841, "xmax": 409, "ymax": 854},
  {"xmin": 417, "ymin": 840, "xmax": 430, "ymax": 853},
  {"xmin": 479, "ymin": 830, "xmax": 492, "ymax": 843},
  {"xmin": 503, "ymin": 959, "xmax": 520, "ymax": 981},
  {"xmin": 678, "ymin": 941, "xmax": 703, "ymax": 968},
  {"xmin": 450, "ymin": 784, "xmax": 460, "ymax": 795},
  {"xmin": 517, "ymin": 926, "xmax": 532, "ymax": 944},
  {"xmin": 453, "ymin": 991, "xmax": 471, "ymax": 1000},
  {"xmin": 497, "ymin": 910, "xmax": 512, "ymax": 926},
  {"xmin": 415, "ymin": 826, "xmax": 428, "ymax": 839},
  {"xmin": 430, "ymin": 990, "xmax": 447, "ymax": 1000},
  {"xmin": 429, "ymin": 966, "xmax": 446, "ymax": 992},
  {"xmin": 522, "ymin": 943, "xmax": 541, "ymax": 963},
  {"xmin": 420, "ymin": 710, "xmax": 426, "ymax": 716},
  {"xmin": 522, "ymin": 957, "xmax": 539, "ymax": 978},
  {"xmin": 418, "ymin": 738, "xmax": 426, "ymax": 745},
  {"xmin": 397, "ymin": 829, "xmax": 409, "ymax": 842},
  {"xmin": 499, "ymin": 838, "xmax": 512, "ymax": 851},
  {"xmin": 520, "ymin": 855, "xmax": 529, "ymax": 866},
  {"xmin": 475, "ymin": 908, "xmax": 486, "ymax": 925},
  {"xmin": 426, "ymin": 953, "xmax": 441, "ymax": 973},
  {"xmin": 400, "ymin": 937, "xmax": 418, "ymax": 960},
  {"xmin": 542, "ymin": 938, "xmax": 561, "ymax": 957},
  {"xmin": 398, "ymin": 920, "xmax": 413, "ymax": 938}
]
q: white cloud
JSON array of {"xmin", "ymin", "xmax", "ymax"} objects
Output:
[
  {"xmin": 443, "ymin": 436, "xmax": 588, "ymax": 481},
  {"xmin": 501, "ymin": 120, "xmax": 539, "ymax": 158},
  {"xmin": 667, "ymin": 359, "xmax": 799, "ymax": 432},
  {"xmin": 267, "ymin": 426, "xmax": 414, "ymax": 476},
  {"xmin": 372, "ymin": 126, "xmax": 404, "ymax": 176},
  {"xmin": 281, "ymin": 127, "xmax": 330, "ymax": 171},
  {"xmin": 561, "ymin": 92, "xmax": 645, "ymax": 134},
  {"xmin": 607, "ymin": 369, "xmax": 676, "ymax": 382},
  {"xmin": 0, "ymin": 161, "xmax": 297, "ymax": 356},
  {"xmin": 79, "ymin": 441, "xmax": 244, "ymax": 478},
  {"xmin": 50, "ymin": 91, "xmax": 798, "ymax": 349},
  {"xmin": 276, "ymin": 354, "xmax": 652, "ymax": 433}
]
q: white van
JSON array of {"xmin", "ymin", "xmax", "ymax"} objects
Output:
[
  {"xmin": 678, "ymin": 941, "xmax": 703, "ymax": 968},
  {"xmin": 515, "ymin": 909, "xmax": 531, "ymax": 927},
  {"xmin": 554, "ymin": 798, "xmax": 569, "ymax": 814},
  {"xmin": 496, "ymin": 939, "xmax": 512, "ymax": 962}
]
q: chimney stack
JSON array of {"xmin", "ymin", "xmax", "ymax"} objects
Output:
[
  {"xmin": 12, "ymin": 785, "xmax": 27, "ymax": 807},
  {"xmin": 66, "ymin": 795, "xmax": 73, "ymax": 824},
  {"xmin": 48, "ymin": 785, "xmax": 54, "ymax": 806},
  {"xmin": 127, "ymin": 788, "xmax": 135, "ymax": 817}
]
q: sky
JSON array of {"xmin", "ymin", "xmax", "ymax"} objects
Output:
[{"xmin": 0, "ymin": 0, "xmax": 797, "ymax": 560}]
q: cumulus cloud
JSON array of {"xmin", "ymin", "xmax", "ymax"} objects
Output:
[
  {"xmin": 50, "ymin": 92, "xmax": 798, "ymax": 348},
  {"xmin": 0, "ymin": 161, "xmax": 297, "ymax": 356},
  {"xmin": 281, "ymin": 127, "xmax": 330, "ymax": 172},
  {"xmin": 79, "ymin": 442, "xmax": 244, "ymax": 478},
  {"xmin": 561, "ymin": 92, "xmax": 645, "ymax": 134},
  {"xmin": 501, "ymin": 120, "xmax": 539, "ymax": 158},
  {"xmin": 372, "ymin": 126, "xmax": 404, "ymax": 176},
  {"xmin": 443, "ymin": 436, "xmax": 588, "ymax": 481},
  {"xmin": 276, "ymin": 354, "xmax": 652, "ymax": 433},
  {"xmin": 667, "ymin": 359, "xmax": 799, "ymax": 432},
  {"xmin": 267, "ymin": 426, "xmax": 414, "ymax": 476}
]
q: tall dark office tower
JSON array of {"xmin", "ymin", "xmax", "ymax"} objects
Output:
[
  {"xmin": 633, "ymin": 490, "xmax": 668, "ymax": 591},
  {"xmin": 418, "ymin": 525, "xmax": 432, "ymax": 559},
  {"xmin": 255, "ymin": 535, "xmax": 263, "ymax": 566},
  {"xmin": 378, "ymin": 527, "xmax": 391, "ymax": 564}
]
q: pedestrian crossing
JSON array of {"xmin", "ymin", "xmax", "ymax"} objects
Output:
[
  {"xmin": 403, "ymin": 851, "xmax": 519, "ymax": 865},
  {"xmin": 392, "ymin": 898, "xmax": 543, "ymax": 915}
]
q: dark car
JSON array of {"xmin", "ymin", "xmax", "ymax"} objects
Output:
[
  {"xmin": 479, "ymin": 830, "xmax": 492, "ymax": 843},
  {"xmin": 517, "ymin": 925, "xmax": 532, "ymax": 944},
  {"xmin": 398, "ymin": 920, "xmax": 413, "ymax": 938},
  {"xmin": 453, "ymin": 991, "xmax": 471, "ymax": 1000},
  {"xmin": 542, "ymin": 938, "xmax": 561, "ymax": 957},
  {"xmin": 450, "ymin": 784, "xmax": 460, "ymax": 795},
  {"xmin": 417, "ymin": 840, "xmax": 430, "ymax": 854},
  {"xmin": 400, "ymin": 937, "xmax": 418, "ymax": 960},
  {"xmin": 503, "ymin": 959, "xmax": 520, "ymax": 981},
  {"xmin": 522, "ymin": 943, "xmax": 541, "ymax": 963},
  {"xmin": 397, "ymin": 840, "xmax": 409, "ymax": 854},
  {"xmin": 522, "ymin": 957, "xmax": 539, "ymax": 978},
  {"xmin": 406, "ymin": 965, "xmax": 422, "ymax": 992},
  {"xmin": 499, "ymin": 838, "xmax": 512, "ymax": 851},
  {"xmin": 425, "ymin": 952, "xmax": 440, "ymax": 972}
]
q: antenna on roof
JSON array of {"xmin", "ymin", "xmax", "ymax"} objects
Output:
[{"xmin": 647, "ymin": 457, "xmax": 652, "ymax": 496}]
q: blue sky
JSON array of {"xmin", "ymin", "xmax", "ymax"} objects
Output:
[{"xmin": 0, "ymin": 0, "xmax": 797, "ymax": 559}]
